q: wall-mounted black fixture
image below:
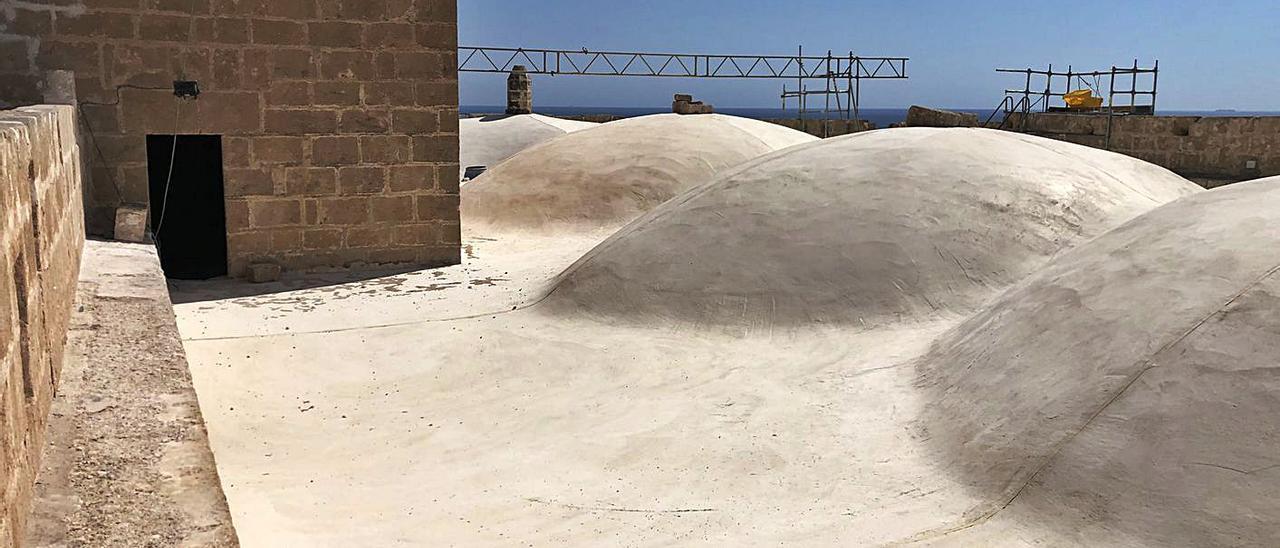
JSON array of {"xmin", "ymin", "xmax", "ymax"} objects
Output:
[{"xmin": 173, "ymin": 80, "xmax": 200, "ymax": 99}]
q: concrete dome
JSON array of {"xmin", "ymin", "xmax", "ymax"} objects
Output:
[
  {"xmin": 547, "ymin": 128, "xmax": 1200, "ymax": 328},
  {"xmin": 459, "ymin": 114, "xmax": 596, "ymax": 175},
  {"xmin": 916, "ymin": 178, "xmax": 1280, "ymax": 545},
  {"xmin": 461, "ymin": 113, "xmax": 817, "ymax": 232}
]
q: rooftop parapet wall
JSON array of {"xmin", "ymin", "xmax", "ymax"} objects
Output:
[
  {"xmin": 27, "ymin": 241, "xmax": 239, "ymax": 546},
  {"xmin": 1005, "ymin": 112, "xmax": 1280, "ymax": 183},
  {"xmin": 0, "ymin": 104, "xmax": 85, "ymax": 548},
  {"xmin": 766, "ymin": 118, "xmax": 875, "ymax": 138},
  {"xmin": 542, "ymin": 114, "xmax": 877, "ymax": 138}
]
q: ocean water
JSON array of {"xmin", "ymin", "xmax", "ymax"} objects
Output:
[{"xmin": 462, "ymin": 105, "xmax": 1280, "ymax": 128}]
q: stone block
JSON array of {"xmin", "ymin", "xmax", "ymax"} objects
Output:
[
  {"xmin": 905, "ymin": 105, "xmax": 978, "ymax": 128},
  {"xmin": 388, "ymin": 164, "xmax": 436, "ymax": 191},
  {"xmin": 320, "ymin": 50, "xmax": 376, "ymax": 80},
  {"xmin": 54, "ymin": 10, "xmax": 136, "ymax": 39},
  {"xmin": 265, "ymin": 109, "xmax": 338, "ymax": 134},
  {"xmin": 392, "ymin": 109, "xmax": 439, "ymax": 133},
  {"xmin": 271, "ymin": 229, "xmax": 304, "ymax": 252},
  {"xmin": 266, "ymin": 82, "xmax": 311, "ymax": 106},
  {"xmin": 414, "ymin": 22, "xmax": 456, "ymax": 49},
  {"xmin": 247, "ymin": 261, "xmax": 282, "ymax": 283},
  {"xmin": 303, "ymin": 228, "xmax": 343, "ymax": 250},
  {"xmin": 371, "ymin": 195, "xmax": 414, "ymax": 222},
  {"xmin": 248, "ymin": 199, "xmax": 302, "ymax": 227},
  {"xmin": 411, "ymin": 134, "xmax": 455, "ymax": 162},
  {"xmin": 195, "ymin": 92, "xmax": 263, "ymax": 133},
  {"xmin": 366, "ymin": 82, "xmax": 417, "ymax": 106},
  {"xmin": 367, "ymin": 22, "xmax": 415, "ymax": 48},
  {"xmin": 391, "ymin": 223, "xmax": 440, "ymax": 245},
  {"xmin": 309, "ymin": 21, "xmax": 364, "ymax": 47},
  {"xmin": 313, "ymin": 82, "xmax": 362, "ymax": 106},
  {"xmin": 224, "ymin": 168, "xmax": 275, "ymax": 197},
  {"xmin": 679, "ymin": 103, "xmax": 714, "ymax": 115},
  {"xmin": 415, "ymin": 81, "xmax": 456, "ymax": 107},
  {"xmin": 251, "ymin": 19, "xmax": 308, "ymax": 45},
  {"xmin": 270, "ymin": 48, "xmax": 318, "ymax": 79},
  {"xmin": 138, "ymin": 14, "xmax": 192, "ymax": 41},
  {"xmin": 311, "ymin": 136, "xmax": 361, "ymax": 166},
  {"xmin": 317, "ymin": 197, "xmax": 370, "ymax": 225},
  {"xmin": 338, "ymin": 166, "xmax": 386, "ymax": 194},
  {"xmin": 339, "ymin": 109, "xmax": 390, "ymax": 133},
  {"xmin": 360, "ymin": 135, "xmax": 412, "ymax": 163},
  {"xmin": 42, "ymin": 70, "xmax": 77, "ymax": 105},
  {"xmin": 113, "ymin": 205, "xmax": 149, "ymax": 242},
  {"xmin": 252, "ymin": 136, "xmax": 305, "ymax": 165},
  {"xmin": 284, "ymin": 167, "xmax": 338, "ymax": 196},
  {"xmin": 345, "ymin": 226, "xmax": 390, "ymax": 248},
  {"xmin": 415, "ymin": 193, "xmax": 458, "ymax": 222},
  {"xmin": 394, "ymin": 51, "xmax": 444, "ymax": 79},
  {"xmin": 194, "ymin": 17, "xmax": 250, "ymax": 43}
]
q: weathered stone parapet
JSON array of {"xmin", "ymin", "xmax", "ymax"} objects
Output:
[
  {"xmin": 28, "ymin": 241, "xmax": 239, "ymax": 547},
  {"xmin": 1004, "ymin": 112, "xmax": 1280, "ymax": 182},
  {"xmin": 0, "ymin": 104, "xmax": 85, "ymax": 548}
]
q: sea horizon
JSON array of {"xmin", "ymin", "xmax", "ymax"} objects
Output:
[{"xmin": 462, "ymin": 104, "xmax": 1280, "ymax": 128}]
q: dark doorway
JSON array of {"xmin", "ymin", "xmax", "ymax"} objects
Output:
[{"xmin": 147, "ymin": 135, "xmax": 228, "ymax": 279}]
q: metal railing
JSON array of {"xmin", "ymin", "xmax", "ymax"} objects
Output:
[{"xmin": 984, "ymin": 95, "xmax": 1035, "ymax": 130}]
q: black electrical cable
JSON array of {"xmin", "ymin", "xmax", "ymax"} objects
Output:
[
  {"xmin": 151, "ymin": 0, "xmax": 202, "ymax": 248},
  {"xmin": 77, "ymin": 84, "xmax": 174, "ymax": 108}
]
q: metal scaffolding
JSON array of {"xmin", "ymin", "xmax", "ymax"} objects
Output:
[
  {"xmin": 776, "ymin": 46, "xmax": 895, "ymax": 128},
  {"xmin": 458, "ymin": 46, "xmax": 909, "ymax": 126},
  {"xmin": 986, "ymin": 60, "xmax": 1159, "ymax": 147}
]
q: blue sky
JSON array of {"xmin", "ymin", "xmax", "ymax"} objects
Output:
[{"xmin": 459, "ymin": 0, "xmax": 1280, "ymax": 110}]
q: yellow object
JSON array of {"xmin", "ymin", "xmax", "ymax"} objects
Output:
[{"xmin": 1064, "ymin": 89, "xmax": 1105, "ymax": 109}]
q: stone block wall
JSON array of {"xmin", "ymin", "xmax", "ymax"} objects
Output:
[
  {"xmin": 765, "ymin": 118, "xmax": 875, "ymax": 138},
  {"xmin": 0, "ymin": 0, "xmax": 461, "ymax": 277},
  {"xmin": 0, "ymin": 105, "xmax": 85, "ymax": 547},
  {"xmin": 1005, "ymin": 112, "xmax": 1280, "ymax": 182}
]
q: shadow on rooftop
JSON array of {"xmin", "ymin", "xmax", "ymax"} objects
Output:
[{"xmin": 167, "ymin": 265, "xmax": 427, "ymax": 304}]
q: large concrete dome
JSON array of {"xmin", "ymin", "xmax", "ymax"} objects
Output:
[
  {"xmin": 461, "ymin": 113, "xmax": 817, "ymax": 232},
  {"xmin": 547, "ymin": 128, "xmax": 1200, "ymax": 328},
  {"xmin": 916, "ymin": 178, "xmax": 1280, "ymax": 545},
  {"xmin": 459, "ymin": 113, "xmax": 596, "ymax": 174}
]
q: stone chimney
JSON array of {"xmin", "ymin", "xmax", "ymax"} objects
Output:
[{"xmin": 506, "ymin": 65, "xmax": 532, "ymax": 115}]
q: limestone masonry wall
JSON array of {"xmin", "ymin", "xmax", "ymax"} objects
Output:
[
  {"xmin": 0, "ymin": 0, "xmax": 461, "ymax": 276},
  {"xmin": 0, "ymin": 105, "xmax": 85, "ymax": 547},
  {"xmin": 766, "ymin": 118, "xmax": 874, "ymax": 138},
  {"xmin": 1005, "ymin": 112, "xmax": 1280, "ymax": 182}
]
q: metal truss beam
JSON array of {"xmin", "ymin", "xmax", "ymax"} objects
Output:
[{"xmin": 458, "ymin": 46, "xmax": 909, "ymax": 80}]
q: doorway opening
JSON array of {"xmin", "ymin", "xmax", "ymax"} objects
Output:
[{"xmin": 147, "ymin": 135, "xmax": 228, "ymax": 280}]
